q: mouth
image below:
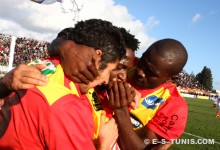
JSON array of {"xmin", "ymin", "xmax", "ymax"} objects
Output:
[{"xmin": 135, "ymin": 78, "xmax": 143, "ymax": 84}]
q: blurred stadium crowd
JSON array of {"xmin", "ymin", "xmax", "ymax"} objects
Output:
[
  {"xmin": 0, "ymin": 33, "xmax": 216, "ymax": 96},
  {"xmin": 0, "ymin": 33, "xmax": 49, "ymax": 66}
]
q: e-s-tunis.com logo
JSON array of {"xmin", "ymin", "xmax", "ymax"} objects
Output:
[
  {"xmin": 148, "ymin": 139, "xmax": 215, "ymax": 145},
  {"xmin": 172, "ymin": 139, "xmax": 215, "ymax": 144}
]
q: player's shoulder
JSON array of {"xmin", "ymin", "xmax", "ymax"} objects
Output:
[
  {"xmin": 28, "ymin": 58, "xmax": 57, "ymax": 76},
  {"xmin": 162, "ymin": 84, "xmax": 188, "ymax": 111},
  {"xmin": 167, "ymin": 87, "xmax": 187, "ymax": 106}
]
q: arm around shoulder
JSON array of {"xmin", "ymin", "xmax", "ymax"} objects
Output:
[{"xmin": 0, "ymin": 77, "xmax": 11, "ymax": 98}]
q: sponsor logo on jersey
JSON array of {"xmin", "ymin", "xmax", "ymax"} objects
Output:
[{"xmin": 141, "ymin": 95, "xmax": 164, "ymax": 110}]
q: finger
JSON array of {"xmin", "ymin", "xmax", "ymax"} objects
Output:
[
  {"xmin": 11, "ymin": 65, "xmax": 47, "ymax": 90},
  {"xmin": 112, "ymin": 81, "xmax": 120, "ymax": 108},
  {"xmin": 118, "ymin": 81, "xmax": 126, "ymax": 106},
  {"xmin": 22, "ymin": 71, "xmax": 48, "ymax": 83},
  {"xmin": 87, "ymin": 65, "xmax": 98, "ymax": 80},
  {"xmin": 100, "ymin": 111, "xmax": 106, "ymax": 126},
  {"xmin": 124, "ymin": 83, "xmax": 133, "ymax": 104},
  {"xmin": 109, "ymin": 88, "xmax": 114, "ymax": 108},
  {"xmin": 130, "ymin": 87, "xmax": 136, "ymax": 106},
  {"xmin": 20, "ymin": 77, "xmax": 47, "ymax": 86},
  {"xmin": 80, "ymin": 66, "xmax": 96, "ymax": 82},
  {"xmin": 108, "ymin": 81, "xmax": 116, "ymax": 108},
  {"xmin": 108, "ymin": 81, "xmax": 113, "ymax": 89},
  {"xmin": 70, "ymin": 74, "xmax": 90, "ymax": 84},
  {"xmin": 35, "ymin": 63, "xmax": 47, "ymax": 70},
  {"xmin": 134, "ymin": 100, "xmax": 139, "ymax": 109},
  {"xmin": 131, "ymin": 87, "xmax": 136, "ymax": 100},
  {"xmin": 69, "ymin": 76, "xmax": 82, "ymax": 83},
  {"xmin": 130, "ymin": 87, "xmax": 138, "ymax": 109},
  {"xmin": 130, "ymin": 98, "xmax": 138, "ymax": 110},
  {"xmin": 134, "ymin": 90, "xmax": 141, "ymax": 108},
  {"xmin": 18, "ymin": 64, "xmax": 42, "ymax": 73},
  {"xmin": 60, "ymin": 57, "xmax": 91, "ymax": 84},
  {"xmin": 129, "ymin": 101, "xmax": 137, "ymax": 110},
  {"xmin": 16, "ymin": 83, "xmax": 35, "ymax": 90}
]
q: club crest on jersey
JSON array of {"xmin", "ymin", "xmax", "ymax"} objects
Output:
[
  {"xmin": 141, "ymin": 95, "xmax": 164, "ymax": 110},
  {"xmin": 130, "ymin": 114, "xmax": 143, "ymax": 129}
]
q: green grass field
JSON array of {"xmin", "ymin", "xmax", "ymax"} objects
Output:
[{"xmin": 170, "ymin": 97, "xmax": 220, "ymax": 150}]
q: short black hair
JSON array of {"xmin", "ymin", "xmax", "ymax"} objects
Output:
[
  {"xmin": 119, "ymin": 27, "xmax": 140, "ymax": 52},
  {"xmin": 57, "ymin": 19, "xmax": 126, "ymax": 70}
]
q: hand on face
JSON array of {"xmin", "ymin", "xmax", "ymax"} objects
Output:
[
  {"xmin": 108, "ymin": 80, "xmax": 136, "ymax": 109},
  {"xmin": 58, "ymin": 40, "xmax": 100, "ymax": 84},
  {"xmin": 2, "ymin": 64, "xmax": 48, "ymax": 91}
]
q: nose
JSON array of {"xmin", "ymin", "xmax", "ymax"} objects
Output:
[
  {"xmin": 103, "ymin": 76, "xmax": 110, "ymax": 85},
  {"xmin": 137, "ymin": 68, "xmax": 145, "ymax": 78}
]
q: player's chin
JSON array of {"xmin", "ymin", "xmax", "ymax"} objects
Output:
[{"xmin": 134, "ymin": 78, "xmax": 146, "ymax": 89}]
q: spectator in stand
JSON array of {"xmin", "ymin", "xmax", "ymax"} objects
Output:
[
  {"xmin": 174, "ymin": 70, "xmax": 207, "ymax": 97},
  {"xmin": 0, "ymin": 34, "xmax": 11, "ymax": 66},
  {"xmin": 1, "ymin": 37, "xmax": 189, "ymax": 149},
  {"xmin": 0, "ymin": 19, "xmax": 126, "ymax": 149},
  {"xmin": 0, "ymin": 24, "xmax": 141, "ymax": 150},
  {"xmin": 0, "ymin": 39, "xmax": 102, "ymax": 99},
  {"xmin": 0, "ymin": 33, "xmax": 50, "ymax": 66},
  {"xmin": 175, "ymin": 71, "xmax": 203, "ymax": 90},
  {"xmin": 13, "ymin": 37, "xmax": 50, "ymax": 65}
]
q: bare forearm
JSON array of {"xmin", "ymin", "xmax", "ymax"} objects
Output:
[
  {"xmin": 114, "ymin": 108, "xmax": 147, "ymax": 150},
  {"xmin": 0, "ymin": 77, "xmax": 11, "ymax": 98}
]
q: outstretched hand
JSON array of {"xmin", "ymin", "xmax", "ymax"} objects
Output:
[
  {"xmin": 58, "ymin": 40, "xmax": 100, "ymax": 84},
  {"xmin": 108, "ymin": 81, "xmax": 136, "ymax": 109},
  {"xmin": 2, "ymin": 64, "xmax": 48, "ymax": 91}
]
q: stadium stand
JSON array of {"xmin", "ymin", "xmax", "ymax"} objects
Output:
[
  {"xmin": 0, "ymin": 33, "xmax": 50, "ymax": 67},
  {"xmin": 0, "ymin": 33, "xmax": 217, "ymax": 98}
]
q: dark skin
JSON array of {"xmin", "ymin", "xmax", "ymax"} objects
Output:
[
  {"xmin": 108, "ymin": 41, "xmax": 187, "ymax": 149},
  {"xmin": 110, "ymin": 48, "xmax": 135, "ymax": 82},
  {"xmin": 109, "ymin": 81, "xmax": 172, "ymax": 150},
  {"xmin": 108, "ymin": 81, "xmax": 136, "ymax": 109},
  {"xmin": 0, "ymin": 40, "xmax": 100, "ymax": 98},
  {"xmin": 133, "ymin": 49, "xmax": 172, "ymax": 89},
  {"xmin": 57, "ymin": 40, "xmax": 100, "ymax": 84}
]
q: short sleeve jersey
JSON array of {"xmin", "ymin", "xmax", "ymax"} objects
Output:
[
  {"xmin": 128, "ymin": 76, "xmax": 188, "ymax": 141},
  {"xmin": 0, "ymin": 57, "xmax": 95, "ymax": 149}
]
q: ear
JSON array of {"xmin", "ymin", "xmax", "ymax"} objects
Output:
[
  {"xmin": 95, "ymin": 49, "xmax": 102, "ymax": 69},
  {"xmin": 95, "ymin": 49, "xmax": 103, "ymax": 56}
]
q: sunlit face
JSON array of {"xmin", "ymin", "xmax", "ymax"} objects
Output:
[
  {"xmin": 134, "ymin": 48, "xmax": 171, "ymax": 89},
  {"xmin": 110, "ymin": 48, "xmax": 135, "ymax": 82},
  {"xmin": 79, "ymin": 60, "xmax": 119, "ymax": 93}
]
